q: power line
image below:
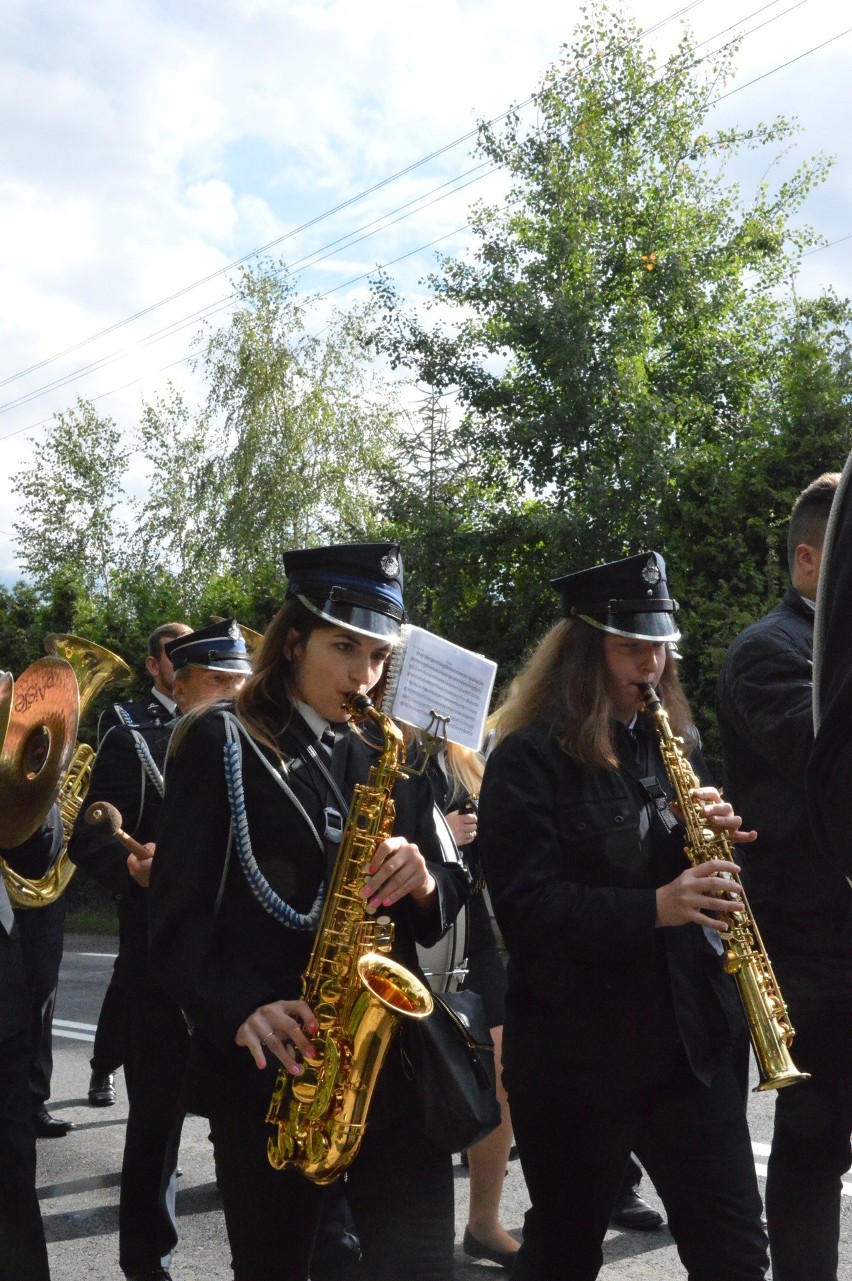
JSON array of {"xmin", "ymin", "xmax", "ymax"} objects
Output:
[
  {"xmin": 0, "ymin": 166, "xmax": 490, "ymax": 418},
  {"xmin": 0, "ymin": 224, "xmax": 470, "ymax": 447},
  {"xmin": 0, "ymin": 0, "xmax": 836, "ymax": 436},
  {"xmin": 0, "ymin": 0, "xmax": 716, "ymax": 394},
  {"xmin": 714, "ymin": 21, "xmax": 852, "ymax": 101}
]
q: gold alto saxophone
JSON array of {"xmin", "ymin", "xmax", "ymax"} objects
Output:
[
  {"xmin": 266, "ymin": 692, "xmax": 434, "ymax": 1183},
  {"xmin": 640, "ymin": 684, "xmax": 809, "ymax": 1092}
]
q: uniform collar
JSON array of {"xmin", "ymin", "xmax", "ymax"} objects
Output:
[
  {"xmin": 293, "ymin": 699, "xmax": 330, "ymax": 742},
  {"xmin": 151, "ymin": 687, "xmax": 177, "ymax": 716}
]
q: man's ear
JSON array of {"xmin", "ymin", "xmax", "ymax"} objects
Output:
[
  {"xmin": 145, "ymin": 654, "xmax": 159, "ymax": 679},
  {"xmin": 795, "ymin": 543, "xmax": 819, "ymax": 574}
]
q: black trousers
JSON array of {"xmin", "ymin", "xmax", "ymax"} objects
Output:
[
  {"xmin": 118, "ymin": 980, "xmax": 190, "ymax": 1276},
  {"xmin": 91, "ymin": 957, "xmax": 125, "ymax": 1076},
  {"xmin": 508, "ymin": 1058, "xmax": 768, "ymax": 1281},
  {"xmin": 764, "ymin": 955, "xmax": 852, "ymax": 1281},
  {"xmin": 15, "ymin": 902, "xmax": 65, "ymax": 1111},
  {"xmin": 0, "ymin": 1028, "xmax": 50, "ymax": 1281},
  {"xmin": 208, "ymin": 1052, "xmax": 455, "ymax": 1281}
]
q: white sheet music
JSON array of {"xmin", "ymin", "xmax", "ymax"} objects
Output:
[{"xmin": 382, "ymin": 626, "xmax": 497, "ymax": 751}]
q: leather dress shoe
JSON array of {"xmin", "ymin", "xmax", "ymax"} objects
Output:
[
  {"xmin": 33, "ymin": 1107, "xmax": 75, "ymax": 1138},
  {"xmin": 88, "ymin": 1069, "xmax": 116, "ymax": 1106},
  {"xmin": 125, "ymin": 1270, "xmax": 173, "ymax": 1280},
  {"xmin": 462, "ymin": 1227, "xmax": 519, "ymax": 1272},
  {"xmin": 609, "ymin": 1187, "xmax": 664, "ymax": 1231}
]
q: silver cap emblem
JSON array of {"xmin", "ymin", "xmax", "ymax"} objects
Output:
[
  {"xmin": 641, "ymin": 557, "xmax": 661, "ymax": 585},
  {"xmin": 380, "ymin": 554, "xmax": 400, "ymax": 579},
  {"xmin": 228, "ymin": 622, "xmax": 241, "ymax": 640}
]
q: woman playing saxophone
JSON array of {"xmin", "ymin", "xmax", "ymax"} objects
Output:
[
  {"xmin": 478, "ymin": 551, "xmax": 770, "ymax": 1281},
  {"xmin": 148, "ymin": 543, "xmax": 468, "ymax": 1281}
]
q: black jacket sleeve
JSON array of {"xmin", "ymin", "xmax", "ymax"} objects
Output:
[
  {"xmin": 67, "ymin": 727, "xmax": 148, "ymax": 895},
  {"xmin": 719, "ymin": 625, "xmax": 814, "ymax": 788}
]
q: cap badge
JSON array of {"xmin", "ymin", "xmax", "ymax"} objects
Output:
[
  {"xmin": 641, "ymin": 558, "xmax": 661, "ymax": 585},
  {"xmin": 228, "ymin": 622, "xmax": 241, "ymax": 640},
  {"xmin": 380, "ymin": 553, "xmax": 400, "ymax": 579}
]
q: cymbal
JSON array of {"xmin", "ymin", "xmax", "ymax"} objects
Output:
[{"xmin": 0, "ymin": 657, "xmax": 79, "ymax": 848}]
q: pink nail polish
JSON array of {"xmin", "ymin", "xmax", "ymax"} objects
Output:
[{"xmin": 290, "ymin": 1062, "xmax": 303, "ymax": 1076}]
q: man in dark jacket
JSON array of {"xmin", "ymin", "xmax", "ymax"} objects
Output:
[
  {"xmin": 717, "ymin": 473, "xmax": 852, "ymax": 1281},
  {"xmin": 88, "ymin": 621, "xmax": 191, "ymax": 1107}
]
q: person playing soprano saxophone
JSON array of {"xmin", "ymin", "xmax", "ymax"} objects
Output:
[{"xmin": 478, "ymin": 551, "xmax": 769, "ymax": 1281}]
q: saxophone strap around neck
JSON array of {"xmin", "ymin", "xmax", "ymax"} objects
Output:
[{"xmin": 220, "ymin": 711, "xmax": 325, "ymax": 931}]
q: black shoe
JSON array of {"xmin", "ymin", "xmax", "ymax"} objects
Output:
[
  {"xmin": 462, "ymin": 1227, "xmax": 519, "ymax": 1272},
  {"xmin": 88, "ymin": 1070, "xmax": 116, "ymax": 1107},
  {"xmin": 125, "ymin": 1270, "xmax": 173, "ymax": 1280},
  {"xmin": 33, "ymin": 1107, "xmax": 75, "ymax": 1138},
  {"xmin": 609, "ymin": 1188, "xmax": 664, "ymax": 1231}
]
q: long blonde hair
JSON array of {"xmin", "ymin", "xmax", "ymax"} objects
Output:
[
  {"xmin": 442, "ymin": 740, "xmax": 485, "ymax": 807},
  {"xmin": 492, "ymin": 618, "xmax": 694, "ymax": 769}
]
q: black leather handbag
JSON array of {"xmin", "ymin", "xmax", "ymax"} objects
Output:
[{"xmin": 404, "ymin": 988, "xmax": 502, "ymax": 1154}]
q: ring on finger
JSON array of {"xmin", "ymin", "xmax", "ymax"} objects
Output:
[{"xmin": 261, "ymin": 1031, "xmax": 276, "ymax": 1047}]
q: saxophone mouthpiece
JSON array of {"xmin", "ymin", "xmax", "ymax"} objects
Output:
[
  {"xmin": 343, "ymin": 692, "xmax": 373, "ymax": 718},
  {"xmin": 639, "ymin": 683, "xmax": 661, "ymax": 713}
]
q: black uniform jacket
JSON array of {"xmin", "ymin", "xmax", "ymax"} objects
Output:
[
  {"xmin": 148, "ymin": 706, "xmax": 468, "ymax": 1111},
  {"xmin": 717, "ymin": 587, "xmax": 852, "ymax": 959},
  {"xmin": 0, "ymin": 808, "xmax": 63, "ymax": 1039},
  {"xmin": 478, "ymin": 720, "xmax": 743, "ymax": 1094},
  {"xmin": 97, "ymin": 692, "xmax": 174, "ymax": 745},
  {"xmin": 68, "ymin": 721, "xmax": 172, "ymax": 983}
]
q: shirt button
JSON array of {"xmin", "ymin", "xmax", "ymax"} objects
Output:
[
  {"xmin": 614, "ymin": 815, "xmax": 624, "ymax": 824},
  {"xmin": 577, "ymin": 822, "xmax": 587, "ymax": 831}
]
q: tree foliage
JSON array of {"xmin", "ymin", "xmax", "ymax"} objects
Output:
[
  {"xmin": 139, "ymin": 264, "xmax": 398, "ymax": 594},
  {"xmin": 373, "ymin": 4, "xmax": 852, "ymax": 749}
]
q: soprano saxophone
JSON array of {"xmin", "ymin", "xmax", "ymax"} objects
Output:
[
  {"xmin": 640, "ymin": 684, "xmax": 809, "ymax": 1092},
  {"xmin": 266, "ymin": 692, "xmax": 434, "ymax": 1183}
]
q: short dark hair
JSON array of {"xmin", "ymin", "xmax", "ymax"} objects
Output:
[
  {"xmin": 148, "ymin": 622, "xmax": 191, "ymax": 660},
  {"xmin": 787, "ymin": 473, "xmax": 840, "ymax": 574}
]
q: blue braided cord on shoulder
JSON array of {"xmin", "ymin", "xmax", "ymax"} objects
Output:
[
  {"xmin": 126, "ymin": 727, "xmax": 165, "ymax": 797},
  {"xmin": 222, "ymin": 716, "xmax": 324, "ymax": 931}
]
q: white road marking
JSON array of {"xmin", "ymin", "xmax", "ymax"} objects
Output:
[{"xmin": 52, "ymin": 1019, "xmax": 96, "ymax": 1043}]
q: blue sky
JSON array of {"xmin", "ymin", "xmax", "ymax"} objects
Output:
[{"xmin": 1, "ymin": 0, "xmax": 851, "ymax": 585}]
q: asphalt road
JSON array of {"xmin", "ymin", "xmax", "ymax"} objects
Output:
[{"xmin": 35, "ymin": 934, "xmax": 852, "ymax": 1280}]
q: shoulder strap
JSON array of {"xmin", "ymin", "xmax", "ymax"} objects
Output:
[{"xmin": 220, "ymin": 712, "xmax": 325, "ymax": 931}]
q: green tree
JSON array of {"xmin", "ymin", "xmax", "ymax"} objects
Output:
[
  {"xmin": 375, "ymin": 4, "xmax": 831, "ymax": 558},
  {"xmin": 373, "ymin": 3, "xmax": 852, "ymax": 722},
  {"xmin": 12, "ymin": 399, "xmax": 132, "ymax": 605},
  {"xmin": 140, "ymin": 262, "xmax": 400, "ymax": 593}
]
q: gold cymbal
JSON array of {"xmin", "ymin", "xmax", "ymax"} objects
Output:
[{"xmin": 0, "ymin": 657, "xmax": 79, "ymax": 848}]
